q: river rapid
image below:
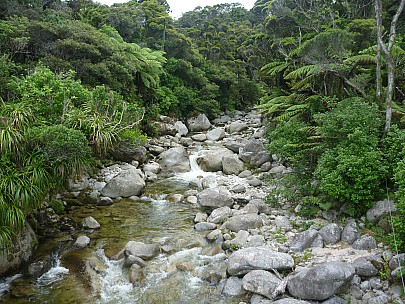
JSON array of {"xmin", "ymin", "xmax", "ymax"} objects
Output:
[{"xmin": 0, "ymin": 156, "xmax": 245, "ymax": 304}]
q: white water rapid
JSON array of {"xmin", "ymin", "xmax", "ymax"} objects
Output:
[
  {"xmin": 0, "ymin": 274, "xmax": 22, "ymax": 299},
  {"xmin": 37, "ymin": 253, "xmax": 69, "ymax": 287}
]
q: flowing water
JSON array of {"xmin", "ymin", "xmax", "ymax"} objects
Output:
[{"xmin": 0, "ymin": 157, "xmax": 245, "ymax": 304}]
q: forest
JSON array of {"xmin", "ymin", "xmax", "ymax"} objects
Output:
[{"xmin": 1, "ymin": 0, "xmax": 405, "ymax": 253}]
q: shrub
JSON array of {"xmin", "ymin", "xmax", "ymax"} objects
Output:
[
  {"xmin": 27, "ymin": 125, "xmax": 92, "ymax": 181},
  {"xmin": 314, "ymin": 98, "xmax": 385, "ymax": 216}
]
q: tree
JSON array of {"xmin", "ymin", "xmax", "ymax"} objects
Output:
[{"xmin": 375, "ymin": 0, "xmax": 405, "ymax": 132}]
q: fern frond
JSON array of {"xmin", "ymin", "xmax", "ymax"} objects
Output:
[
  {"xmin": 285, "ymin": 65, "xmax": 317, "ymax": 80},
  {"xmin": 344, "ymin": 54, "xmax": 377, "ymax": 66}
]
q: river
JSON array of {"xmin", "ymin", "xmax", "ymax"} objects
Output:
[{"xmin": 0, "ymin": 155, "xmax": 245, "ymax": 304}]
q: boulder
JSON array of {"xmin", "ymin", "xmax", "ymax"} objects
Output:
[
  {"xmin": 272, "ymin": 299, "xmax": 311, "ymax": 304},
  {"xmin": 352, "ymin": 235, "xmax": 377, "ymax": 250},
  {"xmin": 110, "ymin": 144, "xmax": 147, "ymax": 164},
  {"xmin": 352, "ymin": 256, "xmax": 379, "ymax": 277},
  {"xmin": 174, "ymin": 121, "xmax": 188, "ymax": 136},
  {"xmin": 341, "ymin": 219, "xmax": 360, "ymax": 244},
  {"xmin": 222, "ymin": 154, "xmax": 244, "ymax": 175},
  {"xmin": 250, "ymin": 151, "xmax": 272, "ymax": 167},
  {"xmin": 123, "ymin": 255, "xmax": 146, "ymax": 268},
  {"xmin": 191, "ymin": 134, "xmax": 207, "ymax": 142},
  {"xmin": 320, "ymin": 297, "xmax": 347, "ymax": 304},
  {"xmin": 28, "ymin": 260, "xmax": 51, "ymax": 278},
  {"xmin": 100, "ymin": 164, "xmax": 145, "ymax": 198},
  {"xmin": 247, "ymin": 178, "xmax": 262, "ymax": 187},
  {"xmin": 287, "ymin": 262, "xmax": 355, "ymax": 300},
  {"xmin": 197, "ymin": 188, "xmax": 233, "ymax": 209},
  {"xmin": 128, "ymin": 264, "xmax": 145, "ymax": 286},
  {"xmin": 224, "ymin": 140, "xmax": 244, "ymax": 153},
  {"xmin": 222, "ymin": 214, "xmax": 263, "ymax": 232},
  {"xmin": 197, "ymin": 149, "xmax": 234, "ymax": 172},
  {"xmin": 227, "ymin": 247, "xmax": 294, "ymax": 276},
  {"xmin": 0, "ymin": 223, "xmax": 38, "ymax": 277},
  {"xmin": 319, "ymin": 223, "xmax": 341, "ymax": 245},
  {"xmin": 206, "ymin": 128, "xmax": 225, "ymax": 141},
  {"xmin": 143, "ymin": 162, "xmax": 160, "ymax": 174},
  {"xmin": 239, "ymin": 139, "xmax": 266, "ymax": 164},
  {"xmin": 82, "ymin": 216, "xmax": 100, "ymax": 229},
  {"xmin": 222, "ymin": 276, "xmax": 246, "ymax": 296},
  {"xmin": 290, "ymin": 229, "xmax": 320, "ymax": 252},
  {"xmin": 194, "ymin": 222, "xmax": 217, "ymax": 231},
  {"xmin": 158, "ymin": 147, "xmax": 190, "ymax": 172},
  {"xmin": 227, "ymin": 121, "xmax": 248, "ymax": 134},
  {"xmin": 207, "ymin": 206, "xmax": 233, "ymax": 224},
  {"xmin": 230, "ymin": 230, "xmax": 249, "ymax": 248},
  {"xmin": 124, "ymin": 241, "xmax": 159, "ymax": 260},
  {"xmin": 366, "ymin": 200, "xmax": 396, "ymax": 223},
  {"xmin": 188, "ymin": 114, "xmax": 211, "ymax": 132},
  {"xmin": 74, "ymin": 236, "xmax": 91, "ymax": 248},
  {"xmin": 152, "ymin": 121, "xmax": 177, "ymax": 136},
  {"xmin": 242, "ymin": 270, "xmax": 281, "ymax": 299}
]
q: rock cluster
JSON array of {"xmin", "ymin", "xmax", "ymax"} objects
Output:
[{"xmin": 25, "ymin": 110, "xmax": 404, "ymax": 304}]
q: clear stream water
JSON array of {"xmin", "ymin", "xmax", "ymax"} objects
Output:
[{"xmin": 0, "ymin": 156, "xmax": 245, "ymax": 304}]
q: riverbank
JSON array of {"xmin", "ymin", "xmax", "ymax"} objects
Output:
[{"xmin": 1, "ymin": 110, "xmax": 404, "ymax": 304}]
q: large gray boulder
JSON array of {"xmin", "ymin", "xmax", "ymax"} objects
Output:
[
  {"xmin": 207, "ymin": 206, "xmax": 233, "ymax": 224},
  {"xmin": 224, "ymin": 140, "xmax": 244, "ymax": 153},
  {"xmin": 222, "ymin": 154, "xmax": 244, "ymax": 175},
  {"xmin": 0, "ymin": 223, "xmax": 38, "ymax": 277},
  {"xmin": 227, "ymin": 247, "xmax": 294, "ymax": 276},
  {"xmin": 341, "ymin": 219, "xmax": 360, "ymax": 244},
  {"xmin": 198, "ymin": 188, "xmax": 233, "ymax": 209},
  {"xmin": 188, "ymin": 114, "xmax": 211, "ymax": 132},
  {"xmin": 250, "ymin": 151, "xmax": 272, "ymax": 167},
  {"xmin": 242, "ymin": 270, "xmax": 281, "ymax": 299},
  {"xmin": 110, "ymin": 144, "xmax": 147, "ymax": 164},
  {"xmin": 290, "ymin": 229, "xmax": 320, "ymax": 252},
  {"xmin": 101, "ymin": 164, "xmax": 146, "ymax": 198},
  {"xmin": 158, "ymin": 147, "xmax": 190, "ymax": 172},
  {"xmin": 352, "ymin": 235, "xmax": 377, "ymax": 250},
  {"xmin": 352, "ymin": 256, "xmax": 380, "ymax": 277},
  {"xmin": 227, "ymin": 121, "xmax": 248, "ymax": 134},
  {"xmin": 222, "ymin": 276, "xmax": 246, "ymax": 297},
  {"xmin": 287, "ymin": 262, "xmax": 355, "ymax": 300},
  {"xmin": 239, "ymin": 139, "xmax": 267, "ymax": 164},
  {"xmin": 319, "ymin": 223, "xmax": 341, "ymax": 245},
  {"xmin": 174, "ymin": 121, "xmax": 188, "ymax": 137},
  {"xmin": 366, "ymin": 200, "xmax": 396, "ymax": 223},
  {"xmin": 124, "ymin": 241, "xmax": 159, "ymax": 260},
  {"xmin": 206, "ymin": 128, "xmax": 225, "ymax": 141},
  {"xmin": 222, "ymin": 214, "xmax": 263, "ymax": 232},
  {"xmin": 197, "ymin": 149, "xmax": 234, "ymax": 172},
  {"xmin": 272, "ymin": 300, "xmax": 311, "ymax": 304}
]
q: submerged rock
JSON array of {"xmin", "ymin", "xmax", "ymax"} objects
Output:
[{"xmin": 82, "ymin": 216, "xmax": 100, "ymax": 229}]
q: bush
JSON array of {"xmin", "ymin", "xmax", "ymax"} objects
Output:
[
  {"xmin": 27, "ymin": 125, "xmax": 92, "ymax": 181},
  {"xmin": 314, "ymin": 98, "xmax": 385, "ymax": 216},
  {"xmin": 392, "ymin": 155, "xmax": 405, "ymax": 251}
]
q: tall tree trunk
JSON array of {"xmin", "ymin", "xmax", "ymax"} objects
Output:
[
  {"xmin": 374, "ymin": 0, "xmax": 382, "ymax": 99},
  {"xmin": 375, "ymin": 0, "xmax": 405, "ymax": 133}
]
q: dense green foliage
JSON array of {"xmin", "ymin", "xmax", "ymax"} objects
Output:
[
  {"xmin": 0, "ymin": 0, "xmax": 405, "ymax": 252},
  {"xmin": 258, "ymin": 0, "xmax": 405, "ymax": 250}
]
